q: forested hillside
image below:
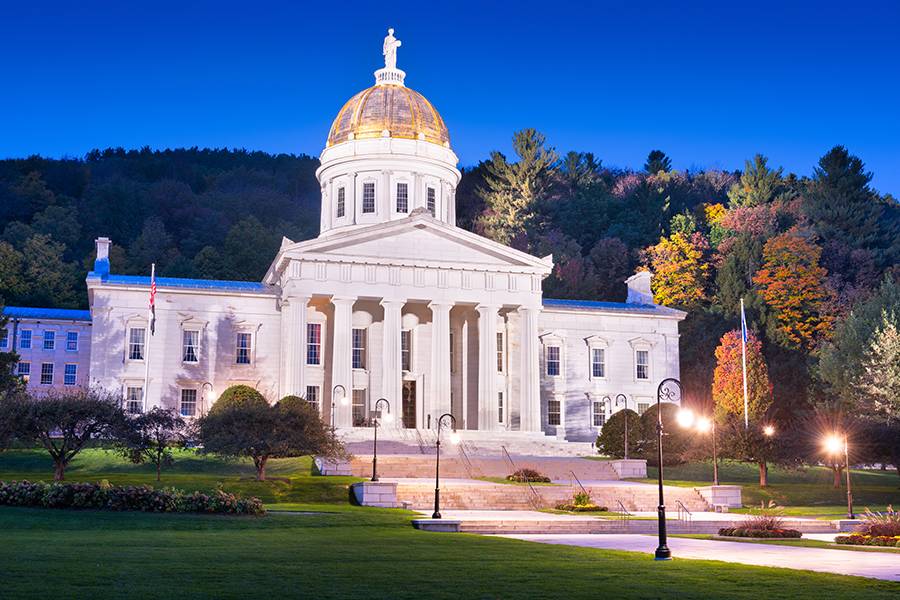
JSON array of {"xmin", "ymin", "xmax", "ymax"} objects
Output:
[{"xmin": 1, "ymin": 136, "xmax": 899, "ymax": 460}]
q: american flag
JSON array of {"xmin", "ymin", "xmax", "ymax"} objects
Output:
[
  {"xmin": 149, "ymin": 263, "xmax": 157, "ymax": 335},
  {"xmin": 740, "ymin": 299, "xmax": 748, "ymax": 343}
]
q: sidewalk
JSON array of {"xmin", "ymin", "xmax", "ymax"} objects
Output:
[{"xmin": 497, "ymin": 533, "xmax": 900, "ymax": 582}]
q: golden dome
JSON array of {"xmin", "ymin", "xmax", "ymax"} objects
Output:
[{"xmin": 326, "ymin": 85, "xmax": 450, "ymax": 147}]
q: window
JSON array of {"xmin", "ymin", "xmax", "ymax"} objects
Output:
[
  {"xmin": 591, "ymin": 348, "xmax": 605, "ymax": 378},
  {"xmin": 352, "ymin": 328, "xmax": 367, "ymax": 370},
  {"xmin": 336, "ymin": 186, "xmax": 345, "ymax": 218},
  {"xmin": 401, "ymin": 330, "xmax": 411, "ymax": 372},
  {"xmin": 496, "ymin": 332, "xmax": 504, "ymax": 372},
  {"xmin": 0, "ymin": 329, "xmax": 7, "ymax": 349},
  {"xmin": 427, "ymin": 187, "xmax": 436, "ymax": 216},
  {"xmin": 19, "ymin": 330, "xmax": 32, "ymax": 349},
  {"xmin": 306, "ymin": 385, "xmax": 320, "ymax": 413},
  {"xmin": 235, "ymin": 333, "xmax": 252, "ymax": 365},
  {"xmin": 592, "ymin": 401, "xmax": 606, "ymax": 427},
  {"xmin": 352, "ymin": 388, "xmax": 367, "ymax": 426},
  {"xmin": 128, "ymin": 328, "xmax": 145, "ymax": 360},
  {"xmin": 64, "ymin": 364, "xmax": 77, "ymax": 386},
  {"xmin": 636, "ymin": 350, "xmax": 649, "ymax": 380},
  {"xmin": 17, "ymin": 362, "xmax": 30, "ymax": 382},
  {"xmin": 307, "ymin": 323, "xmax": 321, "ymax": 365},
  {"xmin": 498, "ymin": 392, "xmax": 504, "ymax": 423},
  {"xmin": 180, "ymin": 388, "xmax": 197, "ymax": 417},
  {"xmin": 40, "ymin": 362, "xmax": 53, "ymax": 385},
  {"xmin": 546, "ymin": 346, "xmax": 561, "ymax": 376},
  {"xmin": 548, "ymin": 399, "xmax": 561, "ymax": 426},
  {"xmin": 182, "ymin": 330, "xmax": 199, "ymax": 363},
  {"xmin": 43, "ymin": 330, "xmax": 56, "ymax": 350},
  {"xmin": 396, "ymin": 182, "xmax": 408, "ymax": 213},
  {"xmin": 125, "ymin": 386, "xmax": 143, "ymax": 414},
  {"xmin": 66, "ymin": 331, "xmax": 78, "ymax": 352},
  {"xmin": 362, "ymin": 182, "xmax": 375, "ymax": 213},
  {"xmin": 637, "ymin": 402, "xmax": 650, "ymax": 415}
]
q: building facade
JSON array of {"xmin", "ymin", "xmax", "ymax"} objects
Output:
[{"xmin": 6, "ymin": 31, "xmax": 686, "ymax": 443}]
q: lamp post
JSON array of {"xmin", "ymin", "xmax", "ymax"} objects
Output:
[
  {"xmin": 678, "ymin": 410, "xmax": 719, "ymax": 486},
  {"xmin": 825, "ymin": 434, "xmax": 854, "ymax": 519},
  {"xmin": 614, "ymin": 394, "xmax": 629, "ymax": 459},
  {"xmin": 371, "ymin": 398, "xmax": 392, "ymax": 482},
  {"xmin": 654, "ymin": 377, "xmax": 681, "ymax": 561},
  {"xmin": 432, "ymin": 412, "xmax": 459, "ymax": 519},
  {"xmin": 331, "ymin": 384, "xmax": 347, "ymax": 439}
]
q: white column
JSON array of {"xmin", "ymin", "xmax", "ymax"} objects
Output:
[
  {"xmin": 330, "ymin": 296, "xmax": 355, "ymax": 427},
  {"xmin": 476, "ymin": 304, "xmax": 499, "ymax": 431},
  {"xmin": 381, "ymin": 299, "xmax": 404, "ymax": 423},
  {"xmin": 461, "ymin": 318, "xmax": 469, "ymax": 429},
  {"xmin": 279, "ymin": 299, "xmax": 295, "ymax": 398},
  {"xmin": 429, "ymin": 301, "xmax": 452, "ymax": 428},
  {"xmin": 290, "ymin": 296, "xmax": 309, "ymax": 398},
  {"xmin": 517, "ymin": 306, "xmax": 540, "ymax": 432}
]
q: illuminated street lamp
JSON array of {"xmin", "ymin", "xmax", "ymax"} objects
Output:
[
  {"xmin": 824, "ymin": 433, "xmax": 854, "ymax": 519},
  {"xmin": 371, "ymin": 398, "xmax": 392, "ymax": 482},
  {"xmin": 763, "ymin": 424, "xmax": 775, "ymax": 437},
  {"xmin": 677, "ymin": 409, "xmax": 719, "ymax": 486},
  {"xmin": 653, "ymin": 377, "xmax": 682, "ymax": 561},
  {"xmin": 432, "ymin": 413, "xmax": 459, "ymax": 519},
  {"xmin": 331, "ymin": 384, "xmax": 348, "ymax": 439}
]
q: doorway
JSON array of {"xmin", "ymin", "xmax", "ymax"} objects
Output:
[{"xmin": 402, "ymin": 381, "xmax": 417, "ymax": 429}]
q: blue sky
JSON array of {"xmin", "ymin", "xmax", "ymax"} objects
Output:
[{"xmin": 2, "ymin": 1, "xmax": 898, "ymax": 194}]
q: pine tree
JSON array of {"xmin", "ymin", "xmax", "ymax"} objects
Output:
[
  {"xmin": 727, "ymin": 154, "xmax": 783, "ymax": 208},
  {"xmin": 644, "ymin": 150, "xmax": 671, "ymax": 175},
  {"xmin": 858, "ymin": 311, "xmax": 900, "ymax": 420}
]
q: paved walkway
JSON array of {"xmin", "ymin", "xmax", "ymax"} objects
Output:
[{"xmin": 498, "ymin": 533, "xmax": 900, "ymax": 582}]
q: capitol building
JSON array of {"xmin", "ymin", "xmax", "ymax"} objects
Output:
[{"xmin": 4, "ymin": 31, "xmax": 685, "ymax": 445}]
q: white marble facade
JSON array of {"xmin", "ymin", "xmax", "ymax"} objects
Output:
[{"xmin": 29, "ymin": 32, "xmax": 687, "ymax": 442}]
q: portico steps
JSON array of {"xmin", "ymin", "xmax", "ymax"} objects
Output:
[{"xmin": 353, "ymin": 454, "xmax": 619, "ymax": 481}]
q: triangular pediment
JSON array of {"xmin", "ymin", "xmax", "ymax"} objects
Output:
[{"xmin": 266, "ymin": 215, "xmax": 552, "ymax": 282}]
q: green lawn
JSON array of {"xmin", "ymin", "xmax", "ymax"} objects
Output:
[
  {"xmin": 633, "ymin": 460, "xmax": 899, "ymax": 511},
  {"xmin": 2, "ymin": 449, "xmax": 899, "ymax": 598}
]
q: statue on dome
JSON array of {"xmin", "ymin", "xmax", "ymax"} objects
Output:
[{"xmin": 383, "ymin": 28, "xmax": 401, "ymax": 70}]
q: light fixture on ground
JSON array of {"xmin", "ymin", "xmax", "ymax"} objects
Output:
[
  {"xmin": 371, "ymin": 398, "xmax": 392, "ymax": 482},
  {"xmin": 677, "ymin": 408, "xmax": 719, "ymax": 486},
  {"xmin": 653, "ymin": 377, "xmax": 682, "ymax": 561},
  {"xmin": 432, "ymin": 412, "xmax": 459, "ymax": 519},
  {"xmin": 824, "ymin": 433, "xmax": 854, "ymax": 519},
  {"xmin": 331, "ymin": 384, "xmax": 348, "ymax": 439}
]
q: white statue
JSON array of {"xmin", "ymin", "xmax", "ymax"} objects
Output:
[{"xmin": 383, "ymin": 28, "xmax": 401, "ymax": 70}]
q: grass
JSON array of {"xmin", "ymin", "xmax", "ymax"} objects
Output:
[
  {"xmin": 2, "ymin": 449, "xmax": 899, "ymax": 598},
  {"xmin": 672, "ymin": 534, "xmax": 900, "ymax": 554},
  {"xmin": 630, "ymin": 459, "xmax": 899, "ymax": 511}
]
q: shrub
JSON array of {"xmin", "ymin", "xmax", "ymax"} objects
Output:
[
  {"xmin": 0, "ymin": 480, "xmax": 264, "ymax": 515},
  {"xmin": 718, "ymin": 527, "xmax": 801, "ymax": 538},
  {"xmin": 554, "ymin": 489, "xmax": 608, "ymax": 512},
  {"xmin": 595, "ymin": 409, "xmax": 641, "ymax": 458},
  {"xmin": 859, "ymin": 507, "xmax": 900, "ymax": 537},
  {"xmin": 506, "ymin": 468, "xmax": 550, "ymax": 483},
  {"xmin": 835, "ymin": 533, "xmax": 900, "ymax": 547}
]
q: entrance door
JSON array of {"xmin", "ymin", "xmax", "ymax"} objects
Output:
[{"xmin": 402, "ymin": 381, "xmax": 416, "ymax": 429}]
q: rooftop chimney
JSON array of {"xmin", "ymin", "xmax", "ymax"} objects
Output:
[
  {"xmin": 625, "ymin": 271, "xmax": 654, "ymax": 305},
  {"xmin": 94, "ymin": 237, "xmax": 111, "ymax": 277}
]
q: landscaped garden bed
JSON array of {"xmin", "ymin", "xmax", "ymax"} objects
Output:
[
  {"xmin": 506, "ymin": 468, "xmax": 551, "ymax": 483},
  {"xmin": 0, "ymin": 480, "xmax": 265, "ymax": 515},
  {"xmin": 718, "ymin": 511, "xmax": 801, "ymax": 538},
  {"xmin": 834, "ymin": 509, "xmax": 900, "ymax": 547},
  {"xmin": 554, "ymin": 490, "xmax": 608, "ymax": 512}
]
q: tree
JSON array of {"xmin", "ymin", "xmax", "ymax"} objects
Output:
[
  {"xmin": 715, "ymin": 234, "xmax": 763, "ymax": 317},
  {"xmin": 858, "ymin": 312, "xmax": 900, "ymax": 420},
  {"xmin": 7, "ymin": 389, "xmax": 126, "ymax": 481},
  {"xmin": 644, "ymin": 231, "xmax": 710, "ymax": 307},
  {"xmin": 117, "ymin": 407, "xmax": 187, "ymax": 481},
  {"xmin": 198, "ymin": 386, "xmax": 338, "ymax": 481},
  {"xmin": 753, "ymin": 232, "xmax": 833, "ymax": 349},
  {"xmin": 595, "ymin": 409, "xmax": 641, "ymax": 458},
  {"xmin": 21, "ymin": 234, "xmax": 80, "ymax": 308},
  {"xmin": 644, "ymin": 150, "xmax": 671, "ymax": 175},
  {"xmin": 586, "ymin": 237, "xmax": 632, "ymax": 301},
  {"xmin": 476, "ymin": 129, "xmax": 557, "ymax": 248},
  {"xmin": 727, "ymin": 154, "xmax": 783, "ymax": 208}
]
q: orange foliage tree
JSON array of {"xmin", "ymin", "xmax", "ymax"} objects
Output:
[
  {"xmin": 752, "ymin": 232, "xmax": 833, "ymax": 349},
  {"xmin": 645, "ymin": 232, "xmax": 710, "ymax": 307}
]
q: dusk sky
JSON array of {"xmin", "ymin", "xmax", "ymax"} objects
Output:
[{"xmin": 2, "ymin": 1, "xmax": 899, "ymax": 195}]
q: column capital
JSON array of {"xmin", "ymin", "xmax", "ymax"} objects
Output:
[
  {"xmin": 330, "ymin": 295, "xmax": 357, "ymax": 306},
  {"xmin": 427, "ymin": 300, "xmax": 454, "ymax": 310},
  {"xmin": 380, "ymin": 298, "xmax": 406, "ymax": 308},
  {"xmin": 516, "ymin": 304, "xmax": 540, "ymax": 314},
  {"xmin": 475, "ymin": 303, "xmax": 500, "ymax": 315},
  {"xmin": 283, "ymin": 294, "xmax": 312, "ymax": 305}
]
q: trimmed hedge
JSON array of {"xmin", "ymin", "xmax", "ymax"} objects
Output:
[
  {"xmin": 0, "ymin": 481, "xmax": 265, "ymax": 515},
  {"xmin": 718, "ymin": 527, "xmax": 801, "ymax": 538},
  {"xmin": 835, "ymin": 533, "xmax": 900, "ymax": 547}
]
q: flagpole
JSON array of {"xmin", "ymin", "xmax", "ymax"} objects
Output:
[
  {"xmin": 740, "ymin": 297, "xmax": 749, "ymax": 430},
  {"xmin": 142, "ymin": 263, "xmax": 155, "ymax": 412}
]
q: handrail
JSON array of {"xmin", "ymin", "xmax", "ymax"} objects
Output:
[
  {"xmin": 414, "ymin": 428, "xmax": 428, "ymax": 455},
  {"xmin": 501, "ymin": 445, "xmax": 544, "ymax": 510},
  {"xmin": 457, "ymin": 441, "xmax": 476, "ymax": 479},
  {"xmin": 569, "ymin": 470, "xmax": 589, "ymax": 496},
  {"xmin": 615, "ymin": 499, "xmax": 632, "ymax": 528},
  {"xmin": 675, "ymin": 499, "xmax": 692, "ymax": 528}
]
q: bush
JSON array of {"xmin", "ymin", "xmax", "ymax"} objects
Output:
[
  {"xmin": 595, "ymin": 409, "xmax": 641, "ymax": 458},
  {"xmin": 0, "ymin": 480, "xmax": 264, "ymax": 515},
  {"xmin": 718, "ymin": 527, "xmax": 802, "ymax": 538},
  {"xmin": 835, "ymin": 534, "xmax": 900, "ymax": 547},
  {"xmin": 506, "ymin": 468, "xmax": 550, "ymax": 483},
  {"xmin": 554, "ymin": 489, "xmax": 608, "ymax": 512},
  {"xmin": 859, "ymin": 507, "xmax": 900, "ymax": 537}
]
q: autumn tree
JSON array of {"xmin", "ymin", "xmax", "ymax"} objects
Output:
[
  {"xmin": 644, "ymin": 230, "xmax": 710, "ymax": 307},
  {"xmin": 753, "ymin": 232, "xmax": 833, "ymax": 349},
  {"xmin": 476, "ymin": 129, "xmax": 557, "ymax": 248}
]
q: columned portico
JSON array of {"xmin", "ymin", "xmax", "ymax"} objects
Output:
[
  {"xmin": 518, "ymin": 306, "xmax": 540, "ymax": 432},
  {"xmin": 476, "ymin": 304, "xmax": 499, "ymax": 431},
  {"xmin": 330, "ymin": 296, "xmax": 355, "ymax": 427},
  {"xmin": 428, "ymin": 301, "xmax": 452, "ymax": 427}
]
